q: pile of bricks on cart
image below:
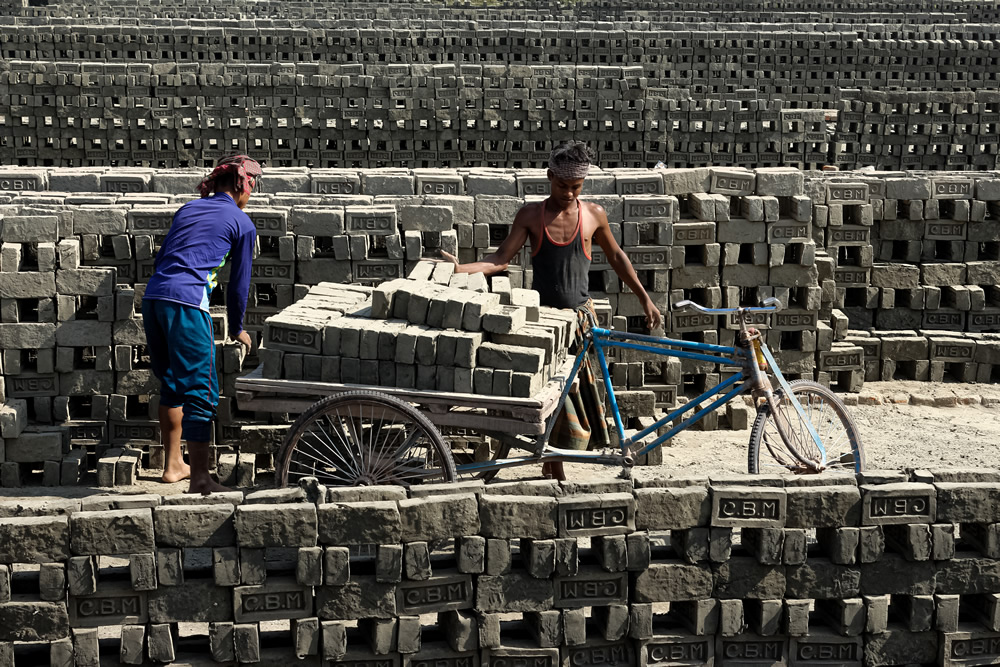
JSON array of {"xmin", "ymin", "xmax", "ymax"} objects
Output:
[
  {"xmin": 4, "ymin": 20, "xmax": 1000, "ymax": 170},
  {"xmin": 1, "ymin": 471, "xmax": 999, "ymax": 665},
  {"xmin": 260, "ymin": 271, "xmax": 575, "ymax": 399},
  {"xmin": 1, "ymin": 166, "xmax": 998, "ymax": 488}
]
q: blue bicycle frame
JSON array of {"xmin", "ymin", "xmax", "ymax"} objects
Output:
[
  {"xmin": 454, "ymin": 308, "xmax": 829, "ymax": 475},
  {"xmin": 588, "ymin": 326, "xmax": 751, "ymax": 458}
]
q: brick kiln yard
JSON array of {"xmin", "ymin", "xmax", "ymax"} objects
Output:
[
  {"xmin": 1, "ymin": 379, "xmax": 996, "ymax": 501},
  {"xmin": 7, "ymin": 0, "xmax": 1000, "ymax": 663},
  {"xmin": 5, "ymin": 165, "xmax": 1000, "ymax": 495}
]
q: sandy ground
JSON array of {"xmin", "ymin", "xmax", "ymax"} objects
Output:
[
  {"xmin": 2, "ymin": 381, "xmax": 999, "ymax": 503},
  {"xmin": 516, "ymin": 380, "xmax": 1000, "ymax": 482}
]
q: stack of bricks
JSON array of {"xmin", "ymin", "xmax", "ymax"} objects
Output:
[
  {"xmin": 3, "ymin": 472, "xmax": 1000, "ymax": 665},
  {"xmin": 0, "ymin": 399, "xmax": 83, "ymax": 488},
  {"xmin": 0, "ymin": 165, "xmax": 997, "ymax": 487},
  {"xmin": 6, "ymin": 16, "xmax": 1000, "ymax": 170},
  {"xmin": 807, "ymin": 171, "xmax": 1000, "ymax": 384},
  {"xmin": 830, "ymin": 90, "xmax": 1000, "ymax": 171},
  {"xmin": 9, "ymin": 0, "xmax": 1000, "ymax": 22},
  {"xmin": 0, "ymin": 59, "xmax": 837, "ymax": 170},
  {"xmin": 260, "ymin": 271, "xmax": 567, "ymax": 398}
]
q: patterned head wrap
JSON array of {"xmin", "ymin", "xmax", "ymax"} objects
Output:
[
  {"xmin": 549, "ymin": 151, "xmax": 591, "ymax": 181},
  {"xmin": 197, "ymin": 155, "xmax": 263, "ymax": 198}
]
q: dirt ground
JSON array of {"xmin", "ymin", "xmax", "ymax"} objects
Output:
[
  {"xmin": 539, "ymin": 379, "xmax": 1000, "ymax": 482},
  {"xmin": 2, "ymin": 380, "xmax": 999, "ymax": 502}
]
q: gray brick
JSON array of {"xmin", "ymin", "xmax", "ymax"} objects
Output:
[
  {"xmin": 635, "ymin": 487, "xmax": 710, "ymax": 530},
  {"xmin": 71, "ymin": 509, "xmax": 154, "ymax": 556},
  {"xmin": 0, "ymin": 272, "xmax": 56, "ymax": 299},
  {"xmin": 72, "ymin": 208, "xmax": 127, "ymax": 235},
  {"xmin": 317, "ymin": 501, "xmax": 400, "ymax": 545},
  {"xmin": 399, "ymin": 494, "xmax": 480, "ymax": 542},
  {"xmin": 234, "ymin": 503, "xmax": 317, "ymax": 547},
  {"xmin": 153, "ymin": 505, "xmax": 235, "ymax": 548},
  {"xmin": 477, "ymin": 342, "xmax": 545, "ymax": 373},
  {"xmin": 0, "ymin": 516, "xmax": 69, "ymax": 563},
  {"xmin": 400, "ymin": 205, "xmax": 454, "ymax": 232},
  {"xmin": 1, "ymin": 216, "xmax": 60, "ymax": 242},
  {"xmin": 480, "ymin": 495, "xmax": 557, "ymax": 539},
  {"xmin": 361, "ymin": 172, "xmax": 414, "ymax": 195}
]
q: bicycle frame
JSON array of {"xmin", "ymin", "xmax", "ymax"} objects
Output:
[
  {"xmin": 454, "ymin": 305, "xmax": 829, "ymax": 475},
  {"xmin": 588, "ymin": 326, "xmax": 751, "ymax": 458}
]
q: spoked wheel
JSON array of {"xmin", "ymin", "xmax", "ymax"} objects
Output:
[
  {"xmin": 277, "ymin": 390, "xmax": 455, "ymax": 487},
  {"xmin": 748, "ymin": 380, "xmax": 865, "ymax": 474}
]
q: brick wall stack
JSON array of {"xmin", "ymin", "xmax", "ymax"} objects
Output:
[
  {"xmin": 4, "ymin": 15, "xmax": 1000, "ymax": 170},
  {"xmin": 1, "ymin": 472, "xmax": 1000, "ymax": 665},
  {"xmin": 0, "ymin": 57, "xmax": 836, "ymax": 170},
  {"xmin": 805, "ymin": 171, "xmax": 1000, "ymax": 384},
  {"xmin": 0, "ymin": 166, "xmax": 997, "ymax": 487},
  {"xmin": 10, "ymin": 0, "xmax": 1000, "ymax": 22}
]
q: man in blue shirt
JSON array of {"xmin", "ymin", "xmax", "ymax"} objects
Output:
[{"xmin": 142, "ymin": 155, "xmax": 261, "ymax": 494}]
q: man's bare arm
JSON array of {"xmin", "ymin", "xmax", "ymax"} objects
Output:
[
  {"xmin": 442, "ymin": 206, "xmax": 532, "ymax": 276},
  {"xmin": 590, "ymin": 203, "xmax": 663, "ymax": 329}
]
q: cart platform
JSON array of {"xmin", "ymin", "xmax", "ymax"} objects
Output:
[{"xmin": 235, "ymin": 357, "xmax": 574, "ymax": 435}]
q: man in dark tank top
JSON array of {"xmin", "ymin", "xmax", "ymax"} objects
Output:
[
  {"xmin": 443, "ymin": 142, "xmax": 662, "ymax": 479},
  {"xmin": 444, "ymin": 142, "xmax": 661, "ymax": 328}
]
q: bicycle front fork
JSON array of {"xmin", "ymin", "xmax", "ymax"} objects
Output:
[
  {"xmin": 745, "ymin": 337, "xmax": 826, "ymax": 472},
  {"xmin": 742, "ymin": 332, "xmax": 776, "ymax": 405}
]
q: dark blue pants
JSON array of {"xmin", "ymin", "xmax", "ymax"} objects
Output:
[{"xmin": 142, "ymin": 298, "xmax": 218, "ymax": 442}]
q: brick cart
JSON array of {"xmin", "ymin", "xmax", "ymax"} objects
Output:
[
  {"xmin": 235, "ymin": 358, "xmax": 573, "ymax": 487},
  {"xmin": 233, "ymin": 276, "xmax": 579, "ymax": 487}
]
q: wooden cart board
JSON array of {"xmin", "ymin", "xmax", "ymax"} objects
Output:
[{"xmin": 235, "ymin": 357, "xmax": 574, "ymax": 436}]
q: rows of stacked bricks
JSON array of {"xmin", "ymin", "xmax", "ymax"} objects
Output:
[
  {"xmin": 3, "ymin": 472, "xmax": 1000, "ymax": 665},
  {"xmin": 1, "ymin": 166, "xmax": 998, "ymax": 487},
  {"xmin": 4, "ymin": 14, "xmax": 1000, "ymax": 169},
  {"xmin": 11, "ymin": 0, "xmax": 1000, "ymax": 22}
]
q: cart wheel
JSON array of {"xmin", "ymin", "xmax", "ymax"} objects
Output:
[{"xmin": 277, "ymin": 390, "xmax": 455, "ymax": 488}]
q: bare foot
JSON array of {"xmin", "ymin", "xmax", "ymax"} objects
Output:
[
  {"xmin": 187, "ymin": 476, "xmax": 230, "ymax": 496},
  {"xmin": 161, "ymin": 462, "xmax": 191, "ymax": 484}
]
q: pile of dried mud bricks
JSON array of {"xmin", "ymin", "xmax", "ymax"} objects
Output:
[
  {"xmin": 261, "ymin": 273, "xmax": 573, "ymax": 398},
  {"xmin": 5, "ymin": 0, "xmax": 1000, "ymax": 170},
  {"xmin": 13, "ymin": 0, "xmax": 1000, "ymax": 21},
  {"xmin": 12, "ymin": 0, "xmax": 1000, "ymax": 22},
  {"xmin": 0, "ymin": 166, "xmax": 998, "ymax": 487},
  {"xmin": 1, "ymin": 472, "xmax": 1000, "ymax": 666}
]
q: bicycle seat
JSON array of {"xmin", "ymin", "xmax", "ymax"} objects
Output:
[{"xmin": 673, "ymin": 298, "xmax": 783, "ymax": 314}]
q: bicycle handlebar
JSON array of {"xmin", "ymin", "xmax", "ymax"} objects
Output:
[{"xmin": 673, "ymin": 297, "xmax": 783, "ymax": 314}]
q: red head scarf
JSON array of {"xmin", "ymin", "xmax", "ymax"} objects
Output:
[{"xmin": 197, "ymin": 155, "xmax": 263, "ymax": 198}]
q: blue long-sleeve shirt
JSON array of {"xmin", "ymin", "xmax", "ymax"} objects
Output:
[{"xmin": 144, "ymin": 193, "xmax": 256, "ymax": 335}]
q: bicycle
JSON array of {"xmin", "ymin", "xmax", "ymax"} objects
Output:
[{"xmin": 239, "ymin": 299, "xmax": 865, "ymax": 487}]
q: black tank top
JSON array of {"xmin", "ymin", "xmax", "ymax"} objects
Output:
[{"xmin": 530, "ymin": 199, "xmax": 591, "ymax": 310}]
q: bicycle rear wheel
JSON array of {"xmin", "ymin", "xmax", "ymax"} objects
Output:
[
  {"xmin": 748, "ymin": 380, "xmax": 865, "ymax": 474},
  {"xmin": 277, "ymin": 390, "xmax": 455, "ymax": 487}
]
